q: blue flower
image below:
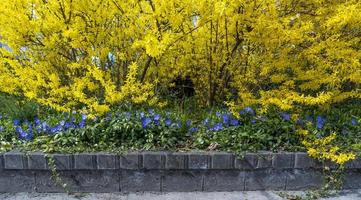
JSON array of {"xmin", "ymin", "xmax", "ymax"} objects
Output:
[
  {"xmin": 222, "ymin": 113, "xmax": 230, "ymax": 125},
  {"xmin": 305, "ymin": 115, "xmax": 313, "ymax": 122},
  {"xmin": 202, "ymin": 118, "xmax": 209, "ymax": 126},
  {"xmin": 280, "ymin": 112, "xmax": 291, "ymax": 121},
  {"xmin": 216, "ymin": 112, "xmax": 221, "ymax": 118},
  {"xmin": 296, "ymin": 118, "xmax": 304, "ymax": 125},
  {"xmin": 186, "ymin": 120, "xmax": 192, "ymax": 127},
  {"xmin": 154, "ymin": 114, "xmax": 161, "ymax": 121},
  {"xmin": 188, "ymin": 127, "xmax": 198, "ymax": 134},
  {"xmin": 140, "ymin": 112, "xmax": 145, "ymax": 118},
  {"xmin": 50, "ymin": 125, "xmax": 62, "ymax": 134},
  {"xmin": 0, "ymin": 114, "xmax": 2, "ymax": 120},
  {"xmin": 59, "ymin": 120, "xmax": 65, "ymax": 127},
  {"xmin": 34, "ymin": 117, "xmax": 41, "ymax": 126},
  {"xmin": 210, "ymin": 123, "xmax": 223, "ymax": 131},
  {"xmin": 141, "ymin": 117, "xmax": 152, "ymax": 128},
  {"xmin": 251, "ymin": 119, "xmax": 256, "ymax": 124},
  {"xmin": 240, "ymin": 107, "xmax": 255, "ymax": 115},
  {"xmin": 16, "ymin": 126, "xmax": 32, "ymax": 141},
  {"xmin": 41, "ymin": 122, "xmax": 50, "ymax": 132},
  {"xmin": 0, "ymin": 126, "xmax": 3, "ymax": 132},
  {"xmin": 148, "ymin": 109, "xmax": 155, "ymax": 116},
  {"xmin": 81, "ymin": 114, "xmax": 87, "ymax": 120},
  {"xmin": 64, "ymin": 121, "xmax": 75, "ymax": 130},
  {"xmin": 316, "ymin": 115, "xmax": 326, "ymax": 129},
  {"xmin": 230, "ymin": 119, "xmax": 240, "ymax": 126},
  {"xmin": 351, "ymin": 117, "xmax": 358, "ymax": 126},
  {"xmin": 79, "ymin": 120, "xmax": 86, "ymax": 128},
  {"xmin": 165, "ymin": 119, "xmax": 172, "ymax": 126},
  {"xmin": 13, "ymin": 119, "xmax": 21, "ymax": 126},
  {"xmin": 154, "ymin": 114, "xmax": 161, "ymax": 125}
]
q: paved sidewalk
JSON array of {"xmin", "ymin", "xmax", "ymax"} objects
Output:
[{"xmin": 0, "ymin": 191, "xmax": 360, "ymax": 200}]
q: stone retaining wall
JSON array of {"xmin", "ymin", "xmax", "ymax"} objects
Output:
[{"xmin": 1, "ymin": 151, "xmax": 361, "ymax": 192}]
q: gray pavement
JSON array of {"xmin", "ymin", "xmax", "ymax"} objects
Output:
[{"xmin": 0, "ymin": 191, "xmax": 360, "ymax": 200}]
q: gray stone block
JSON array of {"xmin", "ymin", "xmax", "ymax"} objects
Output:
[
  {"xmin": 204, "ymin": 171, "xmax": 245, "ymax": 191},
  {"xmin": 343, "ymin": 170, "xmax": 361, "ymax": 189},
  {"xmin": 295, "ymin": 152, "xmax": 322, "ymax": 169},
  {"xmin": 4, "ymin": 152, "xmax": 26, "ymax": 169},
  {"xmin": 143, "ymin": 152, "xmax": 164, "ymax": 169},
  {"xmin": 286, "ymin": 169, "xmax": 323, "ymax": 190},
  {"xmin": 0, "ymin": 171, "xmax": 35, "ymax": 192},
  {"xmin": 211, "ymin": 152, "xmax": 234, "ymax": 169},
  {"xmin": 28, "ymin": 152, "xmax": 47, "ymax": 170},
  {"xmin": 35, "ymin": 170, "xmax": 119, "ymax": 192},
  {"xmin": 235, "ymin": 154, "xmax": 257, "ymax": 169},
  {"xmin": 162, "ymin": 171, "xmax": 203, "ymax": 192},
  {"xmin": 273, "ymin": 153, "xmax": 294, "ymax": 169},
  {"xmin": 74, "ymin": 154, "xmax": 95, "ymax": 170},
  {"xmin": 0, "ymin": 154, "xmax": 3, "ymax": 171},
  {"xmin": 256, "ymin": 152, "xmax": 273, "ymax": 169},
  {"xmin": 188, "ymin": 153, "xmax": 210, "ymax": 169},
  {"xmin": 53, "ymin": 154, "xmax": 72, "ymax": 170},
  {"xmin": 97, "ymin": 153, "xmax": 118, "ymax": 170},
  {"xmin": 245, "ymin": 169, "xmax": 287, "ymax": 190},
  {"xmin": 346, "ymin": 158, "xmax": 361, "ymax": 169},
  {"xmin": 165, "ymin": 153, "xmax": 186, "ymax": 169},
  {"xmin": 120, "ymin": 153, "xmax": 139, "ymax": 169},
  {"xmin": 120, "ymin": 170, "xmax": 161, "ymax": 192}
]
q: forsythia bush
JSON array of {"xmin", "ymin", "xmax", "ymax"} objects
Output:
[{"xmin": 0, "ymin": 0, "xmax": 360, "ymax": 114}]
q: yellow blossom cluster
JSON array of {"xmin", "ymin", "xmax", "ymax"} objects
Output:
[
  {"xmin": 301, "ymin": 132, "xmax": 356, "ymax": 165},
  {"xmin": 0, "ymin": 0, "xmax": 360, "ymax": 114}
]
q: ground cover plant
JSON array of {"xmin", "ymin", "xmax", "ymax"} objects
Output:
[{"xmin": 0, "ymin": 0, "xmax": 360, "ymax": 198}]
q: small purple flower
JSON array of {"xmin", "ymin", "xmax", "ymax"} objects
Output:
[
  {"xmin": 186, "ymin": 120, "xmax": 192, "ymax": 127},
  {"xmin": 50, "ymin": 124, "xmax": 63, "ymax": 134},
  {"xmin": 79, "ymin": 121, "xmax": 86, "ymax": 128},
  {"xmin": 141, "ymin": 117, "xmax": 152, "ymax": 128},
  {"xmin": 0, "ymin": 126, "xmax": 3, "ymax": 132},
  {"xmin": 154, "ymin": 114, "xmax": 161, "ymax": 121},
  {"xmin": 34, "ymin": 117, "xmax": 41, "ymax": 126},
  {"xmin": 280, "ymin": 112, "xmax": 291, "ymax": 121},
  {"xmin": 240, "ymin": 107, "xmax": 255, "ymax": 115},
  {"xmin": 202, "ymin": 118, "xmax": 209, "ymax": 126},
  {"xmin": 41, "ymin": 122, "xmax": 50, "ymax": 132},
  {"xmin": 222, "ymin": 113, "xmax": 230, "ymax": 124},
  {"xmin": 296, "ymin": 118, "xmax": 304, "ymax": 125},
  {"xmin": 81, "ymin": 114, "xmax": 87, "ymax": 120},
  {"xmin": 16, "ymin": 127, "xmax": 32, "ymax": 141},
  {"xmin": 148, "ymin": 109, "xmax": 155, "ymax": 116},
  {"xmin": 154, "ymin": 115, "xmax": 161, "ymax": 125},
  {"xmin": 305, "ymin": 115, "xmax": 313, "ymax": 122},
  {"xmin": 165, "ymin": 119, "xmax": 172, "ymax": 126},
  {"xmin": 316, "ymin": 115, "xmax": 326, "ymax": 129},
  {"xmin": 211, "ymin": 123, "xmax": 223, "ymax": 131},
  {"xmin": 351, "ymin": 118, "xmax": 358, "ymax": 126},
  {"xmin": 230, "ymin": 119, "xmax": 240, "ymax": 126},
  {"xmin": 216, "ymin": 112, "xmax": 221, "ymax": 118},
  {"xmin": 251, "ymin": 119, "xmax": 256, "ymax": 124},
  {"xmin": 13, "ymin": 119, "xmax": 21, "ymax": 126},
  {"xmin": 189, "ymin": 127, "xmax": 198, "ymax": 134},
  {"xmin": 140, "ymin": 112, "xmax": 145, "ymax": 118}
]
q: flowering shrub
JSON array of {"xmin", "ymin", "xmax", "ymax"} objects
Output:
[{"xmin": 0, "ymin": 0, "xmax": 360, "ymax": 115}]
